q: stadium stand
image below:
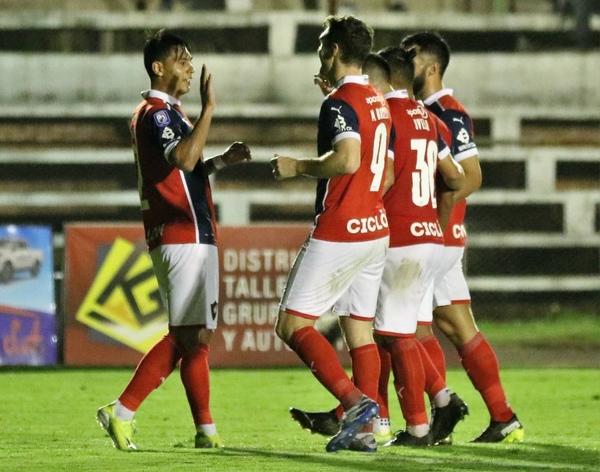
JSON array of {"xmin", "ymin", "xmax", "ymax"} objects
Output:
[{"xmin": 0, "ymin": 1, "xmax": 598, "ymax": 316}]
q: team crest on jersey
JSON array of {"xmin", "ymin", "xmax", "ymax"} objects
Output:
[{"xmin": 153, "ymin": 110, "xmax": 171, "ymax": 127}]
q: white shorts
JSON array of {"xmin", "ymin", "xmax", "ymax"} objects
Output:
[
  {"xmin": 417, "ymin": 246, "xmax": 471, "ymax": 324},
  {"xmin": 429, "ymin": 246, "xmax": 471, "ymax": 314},
  {"xmin": 374, "ymin": 243, "xmax": 444, "ymax": 336},
  {"xmin": 150, "ymin": 243, "xmax": 219, "ymax": 328},
  {"xmin": 280, "ymin": 236, "xmax": 389, "ymax": 320}
]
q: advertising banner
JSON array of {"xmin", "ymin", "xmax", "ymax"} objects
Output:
[
  {"xmin": 64, "ymin": 223, "xmax": 350, "ymax": 367},
  {"xmin": 0, "ymin": 225, "xmax": 56, "ymax": 365}
]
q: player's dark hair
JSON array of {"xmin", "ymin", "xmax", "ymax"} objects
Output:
[
  {"xmin": 322, "ymin": 15, "xmax": 374, "ymax": 67},
  {"xmin": 362, "ymin": 53, "xmax": 391, "ymax": 83},
  {"xmin": 400, "ymin": 31, "xmax": 450, "ymax": 77},
  {"xmin": 378, "ymin": 45, "xmax": 415, "ymax": 84},
  {"xmin": 143, "ymin": 29, "xmax": 191, "ymax": 78}
]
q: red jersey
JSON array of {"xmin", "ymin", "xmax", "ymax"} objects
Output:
[
  {"xmin": 424, "ymin": 88, "xmax": 478, "ymax": 247},
  {"xmin": 311, "ymin": 75, "xmax": 393, "ymax": 243},
  {"xmin": 131, "ymin": 90, "xmax": 217, "ymax": 251},
  {"xmin": 383, "ymin": 90, "xmax": 450, "ymax": 248}
]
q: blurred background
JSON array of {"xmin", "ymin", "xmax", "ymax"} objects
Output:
[{"xmin": 0, "ymin": 0, "xmax": 598, "ymax": 366}]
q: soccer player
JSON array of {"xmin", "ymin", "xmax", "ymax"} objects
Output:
[
  {"xmin": 400, "ymin": 31, "xmax": 524, "ymax": 443},
  {"xmin": 289, "ymin": 50, "xmax": 469, "ymax": 448},
  {"xmin": 96, "ymin": 29, "xmax": 251, "ymax": 451},
  {"xmin": 369, "ymin": 48, "xmax": 468, "ymax": 447},
  {"xmin": 271, "ymin": 15, "xmax": 393, "ymax": 453}
]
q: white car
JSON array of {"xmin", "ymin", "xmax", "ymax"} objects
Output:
[{"xmin": 0, "ymin": 238, "xmax": 44, "ymax": 283}]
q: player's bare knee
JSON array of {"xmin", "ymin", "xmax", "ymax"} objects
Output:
[
  {"xmin": 198, "ymin": 328, "xmax": 215, "ymax": 345},
  {"xmin": 275, "ymin": 312, "xmax": 292, "ymax": 343},
  {"xmin": 415, "ymin": 324, "xmax": 433, "ymax": 340},
  {"xmin": 171, "ymin": 326, "xmax": 212, "ymax": 354}
]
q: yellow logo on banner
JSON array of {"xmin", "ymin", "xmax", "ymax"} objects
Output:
[{"xmin": 76, "ymin": 238, "xmax": 168, "ymax": 353}]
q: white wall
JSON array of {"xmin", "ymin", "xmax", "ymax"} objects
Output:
[{"xmin": 1, "ymin": 52, "xmax": 598, "ymax": 112}]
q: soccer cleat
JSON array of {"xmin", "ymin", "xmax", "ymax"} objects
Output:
[
  {"xmin": 325, "ymin": 396, "xmax": 379, "ymax": 453},
  {"xmin": 430, "ymin": 392, "xmax": 469, "ymax": 445},
  {"xmin": 435, "ymin": 434, "xmax": 453, "ymax": 446},
  {"xmin": 373, "ymin": 417, "xmax": 393, "ymax": 444},
  {"xmin": 289, "ymin": 407, "xmax": 340, "ymax": 437},
  {"xmin": 347, "ymin": 432, "xmax": 377, "ymax": 453},
  {"xmin": 195, "ymin": 431, "xmax": 224, "ymax": 448},
  {"xmin": 96, "ymin": 401, "xmax": 137, "ymax": 451},
  {"xmin": 472, "ymin": 415, "xmax": 524, "ymax": 443},
  {"xmin": 384, "ymin": 430, "xmax": 433, "ymax": 447}
]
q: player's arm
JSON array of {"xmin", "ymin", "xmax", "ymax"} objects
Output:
[
  {"xmin": 447, "ymin": 155, "xmax": 481, "ymax": 204},
  {"xmin": 382, "ymin": 156, "xmax": 395, "ymax": 194},
  {"xmin": 271, "ymin": 137, "xmax": 361, "ymax": 180},
  {"xmin": 169, "ymin": 64, "xmax": 216, "ymax": 173},
  {"xmin": 437, "ymin": 152, "xmax": 466, "ymax": 230},
  {"xmin": 203, "ymin": 142, "xmax": 252, "ymax": 175},
  {"xmin": 438, "ymin": 151, "xmax": 465, "ymax": 191},
  {"xmin": 442, "ymin": 110, "xmax": 482, "ymax": 204}
]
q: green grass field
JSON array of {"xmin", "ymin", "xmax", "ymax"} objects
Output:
[{"xmin": 1, "ymin": 366, "xmax": 598, "ymax": 472}]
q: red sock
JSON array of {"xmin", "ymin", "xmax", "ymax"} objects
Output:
[
  {"xmin": 180, "ymin": 343, "xmax": 213, "ymax": 425},
  {"xmin": 377, "ymin": 344, "xmax": 391, "ymax": 419},
  {"xmin": 419, "ymin": 333, "xmax": 447, "ymax": 382},
  {"xmin": 349, "ymin": 343, "xmax": 380, "ymax": 432},
  {"xmin": 415, "ymin": 341, "xmax": 446, "ymax": 401},
  {"xmin": 460, "ymin": 332, "xmax": 514, "ymax": 422},
  {"xmin": 350, "ymin": 343, "xmax": 380, "ymax": 402},
  {"xmin": 289, "ymin": 326, "xmax": 361, "ymax": 409},
  {"xmin": 119, "ymin": 333, "xmax": 181, "ymax": 411},
  {"xmin": 389, "ymin": 338, "xmax": 428, "ymax": 426}
]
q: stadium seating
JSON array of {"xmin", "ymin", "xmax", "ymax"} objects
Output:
[{"xmin": 0, "ymin": 4, "xmax": 598, "ymax": 314}]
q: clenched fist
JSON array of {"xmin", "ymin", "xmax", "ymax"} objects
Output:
[{"xmin": 271, "ymin": 154, "xmax": 298, "ymax": 180}]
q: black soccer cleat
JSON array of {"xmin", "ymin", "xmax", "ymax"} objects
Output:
[
  {"xmin": 471, "ymin": 414, "xmax": 524, "ymax": 443},
  {"xmin": 384, "ymin": 430, "xmax": 433, "ymax": 447},
  {"xmin": 289, "ymin": 407, "xmax": 340, "ymax": 437},
  {"xmin": 430, "ymin": 392, "xmax": 469, "ymax": 445}
]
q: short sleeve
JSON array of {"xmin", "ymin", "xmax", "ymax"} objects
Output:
[
  {"xmin": 148, "ymin": 107, "xmax": 188, "ymax": 160},
  {"xmin": 320, "ymin": 97, "xmax": 361, "ymax": 146},
  {"xmin": 441, "ymin": 109, "xmax": 477, "ymax": 161}
]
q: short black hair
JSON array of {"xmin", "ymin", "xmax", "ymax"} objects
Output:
[
  {"xmin": 322, "ymin": 15, "xmax": 374, "ymax": 67},
  {"xmin": 363, "ymin": 53, "xmax": 391, "ymax": 83},
  {"xmin": 378, "ymin": 45, "xmax": 415, "ymax": 84},
  {"xmin": 400, "ymin": 31, "xmax": 450, "ymax": 77},
  {"xmin": 143, "ymin": 29, "xmax": 191, "ymax": 78}
]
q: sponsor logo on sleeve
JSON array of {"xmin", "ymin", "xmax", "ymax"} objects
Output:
[
  {"xmin": 161, "ymin": 127, "xmax": 175, "ymax": 140},
  {"xmin": 334, "ymin": 114, "xmax": 352, "ymax": 132},
  {"xmin": 153, "ymin": 110, "xmax": 171, "ymax": 127},
  {"xmin": 456, "ymin": 128, "xmax": 471, "ymax": 144}
]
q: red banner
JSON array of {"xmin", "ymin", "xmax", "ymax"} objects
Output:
[{"xmin": 64, "ymin": 223, "xmax": 351, "ymax": 367}]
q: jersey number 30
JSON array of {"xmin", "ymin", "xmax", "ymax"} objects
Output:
[{"xmin": 411, "ymin": 138, "xmax": 438, "ymax": 208}]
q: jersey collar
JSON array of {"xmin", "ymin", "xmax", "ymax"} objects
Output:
[
  {"xmin": 384, "ymin": 89, "xmax": 410, "ymax": 99},
  {"xmin": 335, "ymin": 75, "xmax": 369, "ymax": 87},
  {"xmin": 141, "ymin": 89, "xmax": 182, "ymax": 107},
  {"xmin": 423, "ymin": 88, "xmax": 453, "ymax": 106}
]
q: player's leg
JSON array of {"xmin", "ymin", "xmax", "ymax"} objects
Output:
[
  {"xmin": 275, "ymin": 238, "xmax": 363, "ymax": 411},
  {"xmin": 96, "ymin": 331, "xmax": 181, "ymax": 450},
  {"xmin": 374, "ymin": 344, "xmax": 393, "ymax": 442},
  {"xmin": 161, "ymin": 243, "xmax": 222, "ymax": 448},
  {"xmin": 97, "ymin": 243, "xmax": 191, "ymax": 450},
  {"xmin": 176, "ymin": 327, "xmax": 222, "ymax": 448},
  {"xmin": 433, "ymin": 249, "xmax": 523, "ymax": 442},
  {"xmin": 373, "ymin": 245, "xmax": 437, "ymax": 446},
  {"xmin": 415, "ymin": 323, "xmax": 447, "ymax": 381},
  {"xmin": 326, "ymin": 237, "xmax": 388, "ymax": 452}
]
